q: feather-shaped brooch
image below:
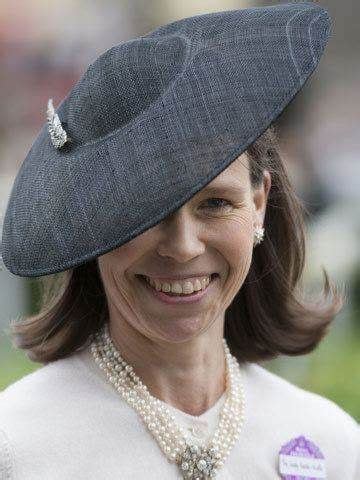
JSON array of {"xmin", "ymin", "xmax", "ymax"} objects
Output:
[{"xmin": 46, "ymin": 98, "xmax": 71, "ymax": 149}]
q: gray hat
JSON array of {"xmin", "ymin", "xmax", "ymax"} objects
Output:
[{"xmin": 1, "ymin": 2, "xmax": 332, "ymax": 277}]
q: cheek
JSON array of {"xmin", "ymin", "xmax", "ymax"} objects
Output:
[
  {"xmin": 219, "ymin": 213, "xmax": 254, "ymax": 260},
  {"xmin": 97, "ymin": 249, "xmax": 134, "ymax": 300},
  {"xmin": 114, "ymin": 236, "xmax": 147, "ymax": 262},
  {"xmin": 100, "ymin": 234, "xmax": 149, "ymax": 275},
  {"xmin": 216, "ymin": 214, "xmax": 254, "ymax": 291},
  {"xmin": 98, "ymin": 235, "xmax": 153, "ymax": 305}
]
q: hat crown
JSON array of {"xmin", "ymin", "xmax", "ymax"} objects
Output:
[
  {"xmin": 57, "ymin": 1, "xmax": 331, "ymax": 149},
  {"xmin": 59, "ymin": 35, "xmax": 189, "ymax": 147}
]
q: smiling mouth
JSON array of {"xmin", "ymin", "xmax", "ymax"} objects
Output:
[{"xmin": 137, "ymin": 273, "xmax": 218, "ymax": 296}]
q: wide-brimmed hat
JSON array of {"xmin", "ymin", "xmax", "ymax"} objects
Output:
[{"xmin": 1, "ymin": 1, "xmax": 332, "ymax": 277}]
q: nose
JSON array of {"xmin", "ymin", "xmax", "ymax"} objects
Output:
[{"xmin": 156, "ymin": 208, "xmax": 205, "ymax": 263}]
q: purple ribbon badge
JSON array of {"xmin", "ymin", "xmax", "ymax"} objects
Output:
[{"xmin": 278, "ymin": 435, "xmax": 327, "ymax": 479}]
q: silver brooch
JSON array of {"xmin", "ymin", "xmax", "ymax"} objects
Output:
[
  {"xmin": 177, "ymin": 443, "xmax": 221, "ymax": 479},
  {"xmin": 46, "ymin": 98, "xmax": 70, "ymax": 149}
]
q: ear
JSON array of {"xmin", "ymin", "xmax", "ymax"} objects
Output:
[{"xmin": 252, "ymin": 169, "xmax": 271, "ymax": 225}]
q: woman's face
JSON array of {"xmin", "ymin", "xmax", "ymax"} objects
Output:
[{"xmin": 97, "ymin": 153, "xmax": 271, "ymax": 344}]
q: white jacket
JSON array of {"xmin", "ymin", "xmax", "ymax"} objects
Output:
[{"xmin": 0, "ymin": 346, "xmax": 359, "ymax": 479}]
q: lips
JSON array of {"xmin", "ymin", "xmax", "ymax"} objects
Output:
[
  {"xmin": 137, "ymin": 273, "xmax": 218, "ymax": 296},
  {"xmin": 137, "ymin": 272, "xmax": 219, "ymax": 305},
  {"xmin": 139, "ymin": 272, "xmax": 218, "ymax": 283}
]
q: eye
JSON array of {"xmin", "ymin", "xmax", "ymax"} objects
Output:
[{"xmin": 202, "ymin": 197, "xmax": 233, "ymax": 210}]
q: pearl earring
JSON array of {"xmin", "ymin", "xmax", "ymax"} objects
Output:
[{"xmin": 253, "ymin": 225, "xmax": 265, "ymax": 246}]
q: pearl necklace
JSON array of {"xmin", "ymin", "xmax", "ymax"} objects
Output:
[{"xmin": 89, "ymin": 323, "xmax": 245, "ymax": 479}]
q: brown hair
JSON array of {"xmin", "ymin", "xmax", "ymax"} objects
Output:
[{"xmin": 6, "ymin": 124, "xmax": 345, "ymax": 365}]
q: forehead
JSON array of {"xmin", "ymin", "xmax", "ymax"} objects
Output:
[{"xmin": 198, "ymin": 153, "xmax": 249, "ymax": 193}]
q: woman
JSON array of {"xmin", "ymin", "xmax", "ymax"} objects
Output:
[{"xmin": 0, "ymin": 2, "xmax": 359, "ymax": 479}]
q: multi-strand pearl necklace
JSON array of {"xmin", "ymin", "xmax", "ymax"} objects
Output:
[{"xmin": 89, "ymin": 323, "xmax": 245, "ymax": 479}]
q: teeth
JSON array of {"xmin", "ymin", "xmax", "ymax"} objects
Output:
[{"xmin": 144, "ymin": 275, "xmax": 211, "ymax": 295}]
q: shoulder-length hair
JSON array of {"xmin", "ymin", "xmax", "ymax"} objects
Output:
[{"xmin": 6, "ymin": 124, "xmax": 345, "ymax": 365}]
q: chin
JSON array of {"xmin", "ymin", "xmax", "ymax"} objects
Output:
[{"xmin": 147, "ymin": 316, "xmax": 211, "ymax": 344}]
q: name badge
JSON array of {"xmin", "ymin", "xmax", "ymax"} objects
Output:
[{"xmin": 278, "ymin": 435, "xmax": 327, "ymax": 479}]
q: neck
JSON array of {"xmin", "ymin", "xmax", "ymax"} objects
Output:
[{"xmin": 108, "ymin": 315, "xmax": 226, "ymax": 417}]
